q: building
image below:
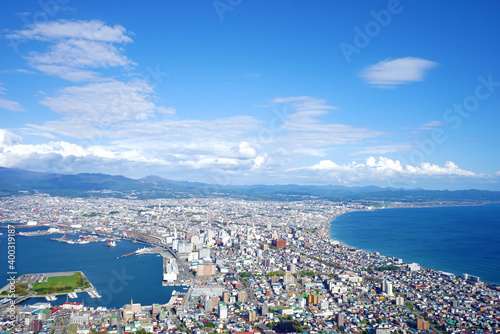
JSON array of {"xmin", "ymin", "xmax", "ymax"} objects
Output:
[
  {"xmin": 382, "ymin": 280, "xmax": 394, "ymax": 296},
  {"xmin": 238, "ymin": 292, "xmax": 248, "ymax": 303},
  {"xmin": 416, "ymin": 318, "xmax": 430, "ymax": 330},
  {"xmin": 395, "ymin": 296, "xmax": 404, "ymax": 306},
  {"xmin": 272, "ymin": 239, "xmax": 286, "ymax": 248},
  {"xmin": 336, "ymin": 313, "xmax": 345, "ymax": 327},
  {"xmin": 248, "ymin": 310, "xmax": 257, "ymax": 322},
  {"xmin": 283, "ymin": 271, "xmax": 294, "ymax": 284},
  {"xmin": 163, "ymin": 258, "xmax": 179, "ymax": 283},
  {"xmin": 370, "ymin": 327, "xmax": 391, "ymax": 334},
  {"xmin": 307, "ymin": 293, "xmax": 318, "ymax": 306},
  {"xmin": 204, "ymin": 297, "xmax": 213, "ymax": 313},
  {"xmin": 218, "ymin": 303, "xmax": 228, "ymax": 319},
  {"xmin": 197, "ymin": 263, "xmax": 216, "ymax": 277},
  {"xmin": 287, "ymin": 263, "xmax": 296, "ymax": 274},
  {"xmin": 31, "ymin": 319, "xmax": 42, "ymax": 333}
]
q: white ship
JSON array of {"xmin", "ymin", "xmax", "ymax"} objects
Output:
[{"xmin": 105, "ymin": 239, "xmax": 116, "ymax": 247}]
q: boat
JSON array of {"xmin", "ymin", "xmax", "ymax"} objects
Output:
[
  {"xmin": 105, "ymin": 239, "xmax": 116, "ymax": 247},
  {"xmin": 68, "ymin": 292, "xmax": 78, "ymax": 299},
  {"xmin": 45, "ymin": 295, "xmax": 57, "ymax": 301}
]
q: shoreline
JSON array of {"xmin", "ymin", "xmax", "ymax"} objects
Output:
[{"xmin": 323, "ymin": 201, "xmax": 500, "ymax": 286}]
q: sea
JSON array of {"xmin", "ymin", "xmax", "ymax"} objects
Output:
[
  {"xmin": 330, "ymin": 203, "xmax": 500, "ymax": 285},
  {"xmin": 0, "ymin": 229, "xmax": 180, "ymax": 309}
]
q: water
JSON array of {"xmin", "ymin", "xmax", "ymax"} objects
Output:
[
  {"xmin": 330, "ymin": 203, "xmax": 500, "ymax": 285},
  {"xmin": 0, "ymin": 230, "xmax": 179, "ymax": 308}
]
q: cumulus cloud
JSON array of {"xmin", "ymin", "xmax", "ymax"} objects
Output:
[
  {"xmin": 290, "ymin": 156, "xmax": 479, "ymax": 184},
  {"xmin": 360, "ymin": 57, "xmax": 438, "ymax": 88},
  {"xmin": 0, "ymin": 130, "xmax": 22, "ymax": 147}
]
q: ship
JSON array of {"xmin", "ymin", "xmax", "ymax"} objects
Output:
[{"xmin": 105, "ymin": 239, "xmax": 117, "ymax": 247}]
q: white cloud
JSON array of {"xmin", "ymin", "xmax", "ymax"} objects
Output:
[
  {"xmin": 269, "ymin": 96, "xmax": 383, "ymax": 148},
  {"xmin": 419, "ymin": 120, "xmax": 446, "ymax": 129},
  {"xmin": 38, "ymin": 79, "xmax": 160, "ymax": 125},
  {"xmin": 238, "ymin": 141, "xmax": 257, "ymax": 159},
  {"xmin": 273, "ymin": 96, "xmax": 337, "ymax": 113},
  {"xmin": 33, "ymin": 64, "xmax": 101, "ymax": 82},
  {"xmin": 354, "ymin": 143, "xmax": 416, "ymax": 155},
  {"xmin": 6, "ymin": 20, "xmax": 133, "ymax": 43},
  {"xmin": 7, "ymin": 20, "xmax": 134, "ymax": 81},
  {"xmin": 360, "ymin": 57, "xmax": 438, "ymax": 88},
  {"xmin": 0, "ymin": 98, "xmax": 24, "ymax": 111},
  {"xmin": 0, "ymin": 130, "xmax": 22, "ymax": 147},
  {"xmin": 290, "ymin": 157, "xmax": 479, "ymax": 184},
  {"xmin": 29, "ymin": 39, "xmax": 133, "ymax": 68},
  {"xmin": 0, "ymin": 84, "xmax": 23, "ymax": 111}
]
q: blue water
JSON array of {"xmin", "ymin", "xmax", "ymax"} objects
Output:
[
  {"xmin": 0, "ymin": 230, "xmax": 179, "ymax": 308},
  {"xmin": 330, "ymin": 203, "xmax": 500, "ymax": 285}
]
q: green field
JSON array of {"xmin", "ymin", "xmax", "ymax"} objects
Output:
[
  {"xmin": 31, "ymin": 272, "xmax": 91, "ymax": 295},
  {"xmin": 0, "ymin": 272, "xmax": 93, "ymax": 296}
]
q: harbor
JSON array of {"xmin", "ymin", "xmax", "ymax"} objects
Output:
[{"xmin": 0, "ymin": 271, "xmax": 99, "ymax": 307}]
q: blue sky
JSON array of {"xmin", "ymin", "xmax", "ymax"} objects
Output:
[{"xmin": 0, "ymin": 0, "xmax": 499, "ymax": 190}]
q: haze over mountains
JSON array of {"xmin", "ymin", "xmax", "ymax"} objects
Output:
[{"xmin": 1, "ymin": 167, "xmax": 500, "ymax": 202}]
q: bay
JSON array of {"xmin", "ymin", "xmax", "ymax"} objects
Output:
[
  {"xmin": 330, "ymin": 203, "xmax": 500, "ymax": 285},
  {"xmin": 0, "ymin": 230, "xmax": 179, "ymax": 309}
]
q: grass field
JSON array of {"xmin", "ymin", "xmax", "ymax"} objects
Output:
[
  {"xmin": 31, "ymin": 272, "xmax": 91, "ymax": 295},
  {"xmin": 1, "ymin": 271, "xmax": 92, "ymax": 296}
]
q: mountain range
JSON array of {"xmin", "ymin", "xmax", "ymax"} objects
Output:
[{"xmin": 1, "ymin": 167, "xmax": 500, "ymax": 202}]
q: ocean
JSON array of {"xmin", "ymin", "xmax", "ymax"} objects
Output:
[
  {"xmin": 330, "ymin": 203, "xmax": 500, "ymax": 285},
  {"xmin": 0, "ymin": 230, "xmax": 179, "ymax": 309}
]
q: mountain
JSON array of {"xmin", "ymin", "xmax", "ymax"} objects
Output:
[{"xmin": 1, "ymin": 167, "xmax": 500, "ymax": 202}]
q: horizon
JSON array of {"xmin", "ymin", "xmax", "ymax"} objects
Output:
[
  {"xmin": 1, "ymin": 2, "xmax": 499, "ymax": 190},
  {"xmin": 3, "ymin": 165, "xmax": 500, "ymax": 193}
]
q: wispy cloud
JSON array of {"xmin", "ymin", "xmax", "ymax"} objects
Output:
[
  {"xmin": 6, "ymin": 20, "xmax": 134, "ymax": 82},
  {"xmin": 6, "ymin": 20, "xmax": 133, "ymax": 42},
  {"xmin": 38, "ymin": 79, "xmax": 162, "ymax": 125},
  {"xmin": 360, "ymin": 57, "xmax": 438, "ymax": 88},
  {"xmin": 0, "ymin": 84, "xmax": 23, "ymax": 111},
  {"xmin": 419, "ymin": 120, "xmax": 446, "ymax": 130}
]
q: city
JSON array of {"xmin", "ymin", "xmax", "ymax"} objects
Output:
[{"xmin": 0, "ymin": 194, "xmax": 498, "ymax": 334}]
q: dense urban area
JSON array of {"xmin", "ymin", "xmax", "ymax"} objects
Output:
[{"xmin": 0, "ymin": 194, "xmax": 499, "ymax": 334}]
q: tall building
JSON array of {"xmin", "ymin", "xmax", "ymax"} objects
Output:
[
  {"xmin": 248, "ymin": 310, "xmax": 257, "ymax": 322},
  {"xmin": 31, "ymin": 320, "xmax": 42, "ymax": 333},
  {"xmin": 218, "ymin": 303, "xmax": 228, "ymax": 319},
  {"xmin": 382, "ymin": 280, "xmax": 394, "ymax": 296},
  {"xmin": 204, "ymin": 297, "xmax": 213, "ymax": 313},
  {"xmin": 336, "ymin": 313, "xmax": 345, "ymax": 327},
  {"xmin": 416, "ymin": 318, "xmax": 430, "ymax": 330},
  {"xmin": 287, "ymin": 263, "xmax": 296, "ymax": 274},
  {"xmin": 283, "ymin": 271, "xmax": 294, "ymax": 284}
]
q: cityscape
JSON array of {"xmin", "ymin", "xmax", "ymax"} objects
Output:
[
  {"xmin": 1, "ymin": 1, "xmax": 500, "ymax": 333},
  {"xmin": 0, "ymin": 194, "xmax": 499, "ymax": 333}
]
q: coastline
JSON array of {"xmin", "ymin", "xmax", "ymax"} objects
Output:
[{"xmin": 323, "ymin": 202, "xmax": 500, "ymax": 286}]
